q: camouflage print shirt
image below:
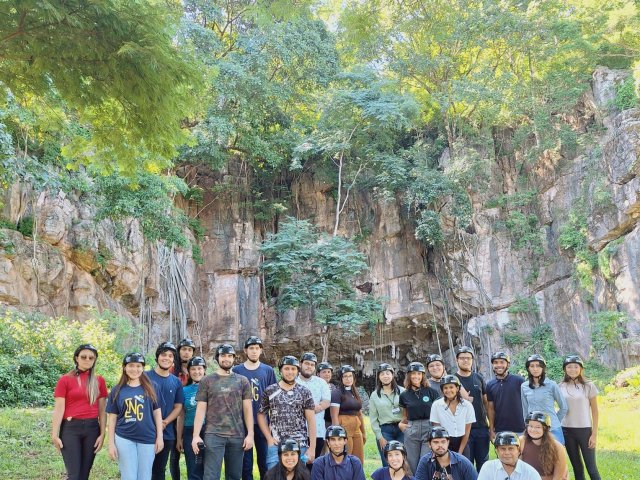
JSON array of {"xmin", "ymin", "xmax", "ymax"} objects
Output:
[
  {"xmin": 196, "ymin": 371, "xmax": 252, "ymax": 437},
  {"xmin": 259, "ymin": 383, "xmax": 315, "ymax": 446}
]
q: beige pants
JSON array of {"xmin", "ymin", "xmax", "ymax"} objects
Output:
[{"xmin": 339, "ymin": 414, "xmax": 364, "ymax": 463}]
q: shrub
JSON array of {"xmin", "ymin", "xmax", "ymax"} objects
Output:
[{"xmin": 613, "ymin": 76, "xmax": 638, "ymax": 111}]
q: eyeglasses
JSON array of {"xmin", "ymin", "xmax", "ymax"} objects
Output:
[
  {"xmin": 79, "ymin": 355, "xmax": 96, "ymax": 361},
  {"xmin": 458, "ymin": 357, "xmax": 473, "ymax": 361}
]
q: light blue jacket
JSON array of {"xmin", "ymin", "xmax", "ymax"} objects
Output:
[{"xmin": 520, "ymin": 378, "xmax": 568, "ymax": 429}]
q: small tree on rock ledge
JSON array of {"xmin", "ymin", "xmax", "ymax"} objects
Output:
[{"xmin": 260, "ymin": 217, "xmax": 383, "ymax": 361}]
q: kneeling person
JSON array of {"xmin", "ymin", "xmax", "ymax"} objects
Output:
[
  {"xmin": 312, "ymin": 426, "xmax": 365, "ymax": 480},
  {"xmin": 414, "ymin": 427, "xmax": 477, "ymax": 480},
  {"xmin": 265, "ymin": 439, "xmax": 311, "ymax": 480},
  {"xmin": 371, "ymin": 441, "xmax": 413, "ymax": 480},
  {"xmin": 477, "ymin": 432, "xmax": 541, "ymax": 480}
]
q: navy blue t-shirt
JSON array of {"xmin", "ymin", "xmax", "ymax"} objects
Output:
[
  {"xmin": 147, "ymin": 369, "xmax": 184, "ymax": 440},
  {"xmin": 106, "ymin": 384, "xmax": 159, "ymax": 444},
  {"xmin": 371, "ymin": 467, "xmax": 413, "ymax": 480},
  {"xmin": 486, "ymin": 372, "xmax": 526, "ymax": 432},
  {"xmin": 232, "ymin": 362, "xmax": 277, "ymax": 421}
]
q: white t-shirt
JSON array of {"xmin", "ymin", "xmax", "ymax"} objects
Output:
[
  {"xmin": 478, "ymin": 459, "xmax": 542, "ymax": 480},
  {"xmin": 559, "ymin": 381, "xmax": 598, "ymax": 428},
  {"xmin": 296, "ymin": 375, "xmax": 331, "ymax": 437},
  {"xmin": 429, "ymin": 397, "xmax": 476, "ymax": 437}
]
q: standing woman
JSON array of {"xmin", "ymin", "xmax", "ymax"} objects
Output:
[
  {"xmin": 107, "ymin": 353, "xmax": 164, "ymax": 480},
  {"xmin": 177, "ymin": 356, "xmax": 207, "ymax": 480},
  {"xmin": 330, "ymin": 365, "xmax": 366, "ymax": 463},
  {"xmin": 369, "ymin": 363, "xmax": 405, "ymax": 466},
  {"xmin": 399, "ymin": 362, "xmax": 440, "ymax": 473},
  {"xmin": 560, "ymin": 355, "xmax": 601, "ymax": 480},
  {"xmin": 521, "ymin": 354, "xmax": 568, "ymax": 444},
  {"xmin": 52, "ymin": 344, "xmax": 108, "ymax": 480},
  {"xmin": 519, "ymin": 411, "xmax": 567, "ymax": 480},
  {"xmin": 371, "ymin": 441, "xmax": 413, "ymax": 480}
]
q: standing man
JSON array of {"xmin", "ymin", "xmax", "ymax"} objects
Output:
[
  {"xmin": 486, "ymin": 351, "xmax": 525, "ymax": 440},
  {"xmin": 148, "ymin": 342, "xmax": 185, "ymax": 480},
  {"xmin": 414, "ymin": 427, "xmax": 478, "ymax": 480},
  {"xmin": 454, "ymin": 346, "xmax": 490, "ymax": 472},
  {"xmin": 426, "ymin": 354, "xmax": 446, "ymax": 393},
  {"xmin": 232, "ymin": 336, "xmax": 278, "ymax": 480},
  {"xmin": 296, "ymin": 352, "xmax": 331, "ymax": 463},
  {"xmin": 171, "ymin": 338, "xmax": 196, "ymax": 480},
  {"xmin": 258, "ymin": 356, "xmax": 317, "ymax": 470},
  {"xmin": 191, "ymin": 344, "xmax": 254, "ymax": 480},
  {"xmin": 477, "ymin": 432, "xmax": 541, "ymax": 480},
  {"xmin": 311, "ymin": 425, "xmax": 366, "ymax": 480}
]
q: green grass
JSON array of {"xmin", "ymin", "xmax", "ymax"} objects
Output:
[{"xmin": 1, "ymin": 390, "xmax": 639, "ymax": 479}]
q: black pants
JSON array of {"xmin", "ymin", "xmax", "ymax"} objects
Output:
[
  {"xmin": 59, "ymin": 418, "xmax": 100, "ymax": 480},
  {"xmin": 170, "ymin": 441, "xmax": 181, "ymax": 480},
  {"xmin": 306, "ymin": 438, "xmax": 326, "ymax": 472},
  {"xmin": 152, "ymin": 439, "xmax": 176, "ymax": 480},
  {"xmin": 563, "ymin": 427, "xmax": 601, "ymax": 480}
]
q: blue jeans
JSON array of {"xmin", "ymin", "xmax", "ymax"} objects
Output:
[
  {"xmin": 551, "ymin": 426, "xmax": 565, "ymax": 445},
  {"xmin": 466, "ymin": 428, "xmax": 490, "ymax": 472},
  {"xmin": 376, "ymin": 423, "xmax": 404, "ymax": 467},
  {"xmin": 183, "ymin": 426, "xmax": 204, "ymax": 480},
  {"xmin": 115, "ymin": 434, "xmax": 156, "ymax": 480},
  {"xmin": 203, "ymin": 433, "xmax": 244, "ymax": 480},
  {"xmin": 266, "ymin": 445, "xmax": 307, "ymax": 470},
  {"xmin": 242, "ymin": 427, "xmax": 268, "ymax": 480}
]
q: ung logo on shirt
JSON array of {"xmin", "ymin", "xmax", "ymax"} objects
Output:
[
  {"xmin": 124, "ymin": 395, "xmax": 145, "ymax": 422},
  {"xmin": 251, "ymin": 378, "xmax": 260, "ymax": 401}
]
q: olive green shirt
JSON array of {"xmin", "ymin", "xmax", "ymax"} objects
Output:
[{"xmin": 368, "ymin": 386, "xmax": 405, "ymax": 439}]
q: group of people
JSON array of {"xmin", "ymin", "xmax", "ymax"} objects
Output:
[{"xmin": 51, "ymin": 338, "xmax": 601, "ymax": 480}]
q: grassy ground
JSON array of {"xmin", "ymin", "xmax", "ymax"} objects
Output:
[{"xmin": 1, "ymin": 389, "xmax": 638, "ymax": 479}]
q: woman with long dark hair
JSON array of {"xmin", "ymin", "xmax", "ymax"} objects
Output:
[
  {"xmin": 177, "ymin": 356, "xmax": 207, "ymax": 480},
  {"xmin": 369, "ymin": 363, "xmax": 405, "ymax": 466},
  {"xmin": 371, "ymin": 441, "xmax": 413, "ymax": 480},
  {"xmin": 330, "ymin": 365, "xmax": 366, "ymax": 463},
  {"xmin": 519, "ymin": 411, "xmax": 567, "ymax": 480},
  {"xmin": 560, "ymin": 355, "xmax": 601, "ymax": 480},
  {"xmin": 264, "ymin": 439, "xmax": 310, "ymax": 480},
  {"xmin": 521, "ymin": 354, "xmax": 568, "ymax": 444},
  {"xmin": 51, "ymin": 344, "xmax": 108, "ymax": 480},
  {"xmin": 107, "ymin": 353, "xmax": 164, "ymax": 480}
]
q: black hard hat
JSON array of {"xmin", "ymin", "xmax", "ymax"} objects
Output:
[
  {"xmin": 338, "ymin": 364, "xmax": 356, "ymax": 378},
  {"xmin": 526, "ymin": 411, "xmax": 551, "ymax": 427},
  {"xmin": 325, "ymin": 425, "xmax": 348, "ymax": 439},
  {"xmin": 563, "ymin": 355, "xmax": 584, "ymax": 369},
  {"xmin": 407, "ymin": 362, "xmax": 426, "ymax": 373},
  {"xmin": 279, "ymin": 355, "xmax": 300, "ymax": 370},
  {"xmin": 178, "ymin": 338, "xmax": 196, "ymax": 351},
  {"xmin": 426, "ymin": 354, "xmax": 444, "ymax": 367},
  {"xmin": 429, "ymin": 426, "xmax": 450, "ymax": 440},
  {"xmin": 440, "ymin": 374, "xmax": 461, "ymax": 391},
  {"xmin": 383, "ymin": 440, "xmax": 407, "ymax": 457},
  {"xmin": 215, "ymin": 343, "xmax": 236, "ymax": 361},
  {"xmin": 278, "ymin": 438, "xmax": 301, "ymax": 454},
  {"xmin": 456, "ymin": 346, "xmax": 475, "ymax": 358},
  {"xmin": 300, "ymin": 352, "xmax": 318, "ymax": 364},
  {"xmin": 491, "ymin": 351, "xmax": 511, "ymax": 363},
  {"xmin": 244, "ymin": 336, "xmax": 263, "ymax": 349},
  {"xmin": 377, "ymin": 363, "xmax": 394, "ymax": 374},
  {"xmin": 156, "ymin": 341, "xmax": 177, "ymax": 360},
  {"xmin": 187, "ymin": 356, "xmax": 207, "ymax": 369},
  {"xmin": 74, "ymin": 344, "xmax": 98, "ymax": 362},
  {"xmin": 123, "ymin": 352, "xmax": 146, "ymax": 366},
  {"xmin": 525, "ymin": 354, "xmax": 546, "ymax": 369},
  {"xmin": 317, "ymin": 361, "xmax": 333, "ymax": 372},
  {"xmin": 494, "ymin": 431, "xmax": 521, "ymax": 447}
]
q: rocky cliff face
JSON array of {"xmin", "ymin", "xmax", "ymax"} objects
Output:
[{"xmin": 1, "ymin": 67, "xmax": 638, "ymax": 375}]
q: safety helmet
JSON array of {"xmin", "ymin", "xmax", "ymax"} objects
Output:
[
  {"xmin": 440, "ymin": 374, "xmax": 461, "ymax": 391},
  {"xmin": 215, "ymin": 343, "xmax": 236, "ymax": 361},
  {"xmin": 377, "ymin": 363, "xmax": 394, "ymax": 374},
  {"xmin": 426, "ymin": 354, "xmax": 444, "ymax": 367},
  {"xmin": 278, "ymin": 355, "xmax": 300, "ymax": 370},
  {"xmin": 155, "ymin": 341, "xmax": 177, "ymax": 360},
  {"xmin": 563, "ymin": 355, "xmax": 584, "ymax": 370},
  {"xmin": 407, "ymin": 362, "xmax": 426, "ymax": 373},
  {"xmin": 526, "ymin": 411, "xmax": 551, "ymax": 428},
  {"xmin": 123, "ymin": 352, "xmax": 146, "ymax": 366},
  {"xmin": 491, "ymin": 351, "xmax": 511, "ymax": 364},
  {"xmin": 300, "ymin": 352, "xmax": 318, "ymax": 364},
  {"xmin": 494, "ymin": 431, "xmax": 521, "ymax": 448},
  {"xmin": 325, "ymin": 425, "xmax": 348, "ymax": 439},
  {"xmin": 178, "ymin": 338, "xmax": 196, "ymax": 352},
  {"xmin": 278, "ymin": 438, "xmax": 301, "ymax": 455},
  {"xmin": 429, "ymin": 426, "xmax": 450, "ymax": 441},
  {"xmin": 338, "ymin": 364, "xmax": 356, "ymax": 379},
  {"xmin": 187, "ymin": 356, "xmax": 207, "ymax": 369},
  {"xmin": 383, "ymin": 441, "xmax": 407, "ymax": 457},
  {"xmin": 456, "ymin": 346, "xmax": 475, "ymax": 358},
  {"xmin": 74, "ymin": 344, "xmax": 98, "ymax": 362},
  {"xmin": 525, "ymin": 354, "xmax": 546, "ymax": 369},
  {"xmin": 317, "ymin": 361, "xmax": 333, "ymax": 373},
  {"xmin": 244, "ymin": 336, "xmax": 263, "ymax": 349}
]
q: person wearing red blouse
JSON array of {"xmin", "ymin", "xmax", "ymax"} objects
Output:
[{"xmin": 51, "ymin": 343, "xmax": 108, "ymax": 480}]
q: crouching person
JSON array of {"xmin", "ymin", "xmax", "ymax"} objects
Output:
[
  {"xmin": 414, "ymin": 427, "xmax": 477, "ymax": 480},
  {"xmin": 312, "ymin": 426, "xmax": 365, "ymax": 480},
  {"xmin": 477, "ymin": 432, "xmax": 541, "ymax": 480}
]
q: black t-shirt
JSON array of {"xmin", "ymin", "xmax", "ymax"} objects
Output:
[
  {"xmin": 399, "ymin": 386, "xmax": 440, "ymax": 420},
  {"xmin": 331, "ymin": 386, "xmax": 362, "ymax": 416},
  {"xmin": 455, "ymin": 372, "xmax": 488, "ymax": 429}
]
